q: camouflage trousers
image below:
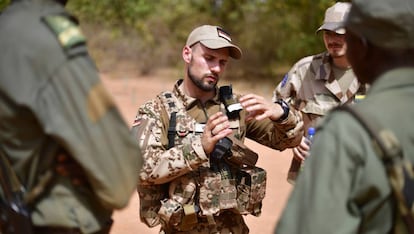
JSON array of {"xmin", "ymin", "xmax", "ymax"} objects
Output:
[{"xmin": 159, "ymin": 211, "xmax": 249, "ymax": 234}]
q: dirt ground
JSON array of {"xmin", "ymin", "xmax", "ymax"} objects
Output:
[{"xmin": 101, "ymin": 69, "xmax": 294, "ymax": 234}]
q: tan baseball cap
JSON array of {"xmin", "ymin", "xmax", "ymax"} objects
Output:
[
  {"xmin": 343, "ymin": 0, "xmax": 414, "ymax": 49},
  {"xmin": 317, "ymin": 2, "xmax": 351, "ymax": 34},
  {"xmin": 186, "ymin": 25, "xmax": 242, "ymax": 59}
]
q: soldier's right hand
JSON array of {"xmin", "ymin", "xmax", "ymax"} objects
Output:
[
  {"xmin": 292, "ymin": 136, "xmax": 311, "ymax": 161},
  {"xmin": 202, "ymin": 112, "xmax": 232, "ymax": 155}
]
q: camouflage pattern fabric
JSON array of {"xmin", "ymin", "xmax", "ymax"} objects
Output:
[
  {"xmin": 236, "ymin": 167, "xmax": 266, "ymax": 216},
  {"xmin": 132, "ymin": 79, "xmax": 303, "ymax": 232},
  {"xmin": 160, "ymin": 211, "xmax": 249, "ymax": 234},
  {"xmin": 273, "ymin": 51, "xmax": 365, "ymax": 183},
  {"xmin": 273, "ymin": 51, "xmax": 363, "ymax": 130}
]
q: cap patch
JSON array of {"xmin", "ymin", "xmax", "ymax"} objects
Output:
[{"xmin": 217, "ymin": 27, "xmax": 231, "ymax": 42}]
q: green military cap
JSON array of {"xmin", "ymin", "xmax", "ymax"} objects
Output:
[{"xmin": 344, "ymin": 0, "xmax": 414, "ymax": 49}]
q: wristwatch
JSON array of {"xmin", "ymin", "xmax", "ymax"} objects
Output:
[{"xmin": 274, "ymin": 99, "xmax": 290, "ymax": 122}]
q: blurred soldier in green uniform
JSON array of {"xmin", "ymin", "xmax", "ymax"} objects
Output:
[
  {"xmin": 273, "ymin": 2, "xmax": 366, "ymax": 184},
  {"xmin": 275, "ymin": 0, "xmax": 414, "ymax": 233},
  {"xmin": 0, "ymin": 0, "xmax": 141, "ymax": 233},
  {"xmin": 132, "ymin": 25, "xmax": 303, "ymax": 233}
]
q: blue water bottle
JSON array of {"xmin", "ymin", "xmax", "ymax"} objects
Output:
[
  {"xmin": 307, "ymin": 127, "xmax": 316, "ymax": 143},
  {"xmin": 300, "ymin": 127, "xmax": 316, "ymax": 172}
]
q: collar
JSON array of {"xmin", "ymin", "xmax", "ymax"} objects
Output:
[
  {"xmin": 312, "ymin": 52, "xmax": 332, "ymax": 81},
  {"xmin": 172, "ymin": 79, "xmax": 221, "ymax": 110}
]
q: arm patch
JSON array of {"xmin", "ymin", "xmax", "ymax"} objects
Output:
[
  {"xmin": 42, "ymin": 15, "xmax": 86, "ymax": 50},
  {"xmin": 280, "ymin": 73, "xmax": 289, "ymax": 88}
]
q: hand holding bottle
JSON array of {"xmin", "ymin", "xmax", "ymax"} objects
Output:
[{"xmin": 293, "ymin": 127, "xmax": 315, "ymax": 161}]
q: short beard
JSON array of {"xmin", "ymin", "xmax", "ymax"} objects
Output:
[{"xmin": 187, "ymin": 66, "xmax": 217, "ymax": 92}]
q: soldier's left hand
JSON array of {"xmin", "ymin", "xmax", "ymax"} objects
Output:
[
  {"xmin": 239, "ymin": 94, "xmax": 284, "ymax": 122},
  {"xmin": 292, "ymin": 136, "xmax": 311, "ymax": 161}
]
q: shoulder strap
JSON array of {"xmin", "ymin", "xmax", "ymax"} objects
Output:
[
  {"xmin": 336, "ymin": 105, "xmax": 414, "ymax": 233},
  {"xmin": 158, "ymin": 91, "xmax": 181, "ymax": 149},
  {"xmin": 168, "ymin": 112, "xmax": 177, "ymax": 149},
  {"xmin": 0, "ymin": 150, "xmax": 25, "ymax": 202},
  {"xmin": 41, "ymin": 14, "xmax": 88, "ymax": 58},
  {"xmin": 42, "ymin": 14, "xmax": 86, "ymax": 50},
  {"xmin": 0, "ymin": 149, "xmax": 33, "ymax": 234}
]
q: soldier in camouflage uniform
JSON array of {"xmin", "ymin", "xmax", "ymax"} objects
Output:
[
  {"xmin": 0, "ymin": 0, "xmax": 141, "ymax": 233},
  {"xmin": 272, "ymin": 2, "xmax": 366, "ymax": 183},
  {"xmin": 132, "ymin": 25, "xmax": 303, "ymax": 233},
  {"xmin": 275, "ymin": 0, "xmax": 414, "ymax": 232}
]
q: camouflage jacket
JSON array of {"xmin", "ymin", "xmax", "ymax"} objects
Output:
[
  {"xmin": 133, "ymin": 79, "xmax": 302, "ymax": 186},
  {"xmin": 273, "ymin": 51, "xmax": 365, "ymax": 130},
  {"xmin": 133, "ymin": 79, "xmax": 302, "ymax": 231}
]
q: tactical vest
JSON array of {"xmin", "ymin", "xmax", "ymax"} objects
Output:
[{"xmin": 137, "ymin": 91, "xmax": 266, "ymax": 231}]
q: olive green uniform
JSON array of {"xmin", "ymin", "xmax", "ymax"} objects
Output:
[
  {"xmin": 133, "ymin": 80, "xmax": 303, "ymax": 233},
  {"xmin": 275, "ymin": 68, "xmax": 414, "ymax": 233},
  {"xmin": 0, "ymin": 0, "xmax": 141, "ymax": 233}
]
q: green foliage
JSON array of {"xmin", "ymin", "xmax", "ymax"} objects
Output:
[
  {"xmin": 66, "ymin": 0, "xmax": 342, "ymax": 81},
  {"xmin": 0, "ymin": 0, "xmax": 10, "ymax": 12}
]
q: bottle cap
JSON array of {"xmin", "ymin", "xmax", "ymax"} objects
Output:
[{"xmin": 308, "ymin": 127, "xmax": 316, "ymax": 136}]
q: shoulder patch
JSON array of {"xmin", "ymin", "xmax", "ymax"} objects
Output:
[
  {"xmin": 280, "ymin": 73, "xmax": 289, "ymax": 88},
  {"xmin": 42, "ymin": 15, "xmax": 85, "ymax": 50}
]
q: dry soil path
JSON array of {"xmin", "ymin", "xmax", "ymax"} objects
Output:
[{"xmin": 101, "ymin": 71, "xmax": 294, "ymax": 234}]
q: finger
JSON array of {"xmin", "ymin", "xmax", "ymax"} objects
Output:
[
  {"xmin": 213, "ymin": 128, "xmax": 233, "ymax": 140},
  {"xmin": 205, "ymin": 112, "xmax": 225, "ymax": 132},
  {"xmin": 238, "ymin": 93, "xmax": 253, "ymax": 102},
  {"xmin": 254, "ymin": 111, "xmax": 271, "ymax": 121},
  {"xmin": 293, "ymin": 147, "xmax": 305, "ymax": 161},
  {"xmin": 239, "ymin": 94, "xmax": 257, "ymax": 108},
  {"xmin": 243, "ymin": 99, "xmax": 267, "ymax": 113},
  {"xmin": 212, "ymin": 120, "xmax": 231, "ymax": 135}
]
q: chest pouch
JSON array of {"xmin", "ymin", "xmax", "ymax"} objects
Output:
[
  {"xmin": 137, "ymin": 182, "xmax": 168, "ymax": 227},
  {"xmin": 158, "ymin": 174, "xmax": 198, "ymax": 232},
  {"xmin": 236, "ymin": 166, "xmax": 267, "ymax": 216}
]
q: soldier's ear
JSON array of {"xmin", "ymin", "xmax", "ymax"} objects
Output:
[{"xmin": 182, "ymin": 46, "xmax": 192, "ymax": 63}]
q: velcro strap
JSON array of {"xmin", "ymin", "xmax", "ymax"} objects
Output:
[{"xmin": 167, "ymin": 112, "xmax": 177, "ymax": 149}]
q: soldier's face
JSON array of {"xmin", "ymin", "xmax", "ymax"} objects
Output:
[
  {"xmin": 323, "ymin": 30, "xmax": 347, "ymax": 58},
  {"xmin": 187, "ymin": 43, "xmax": 229, "ymax": 92}
]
